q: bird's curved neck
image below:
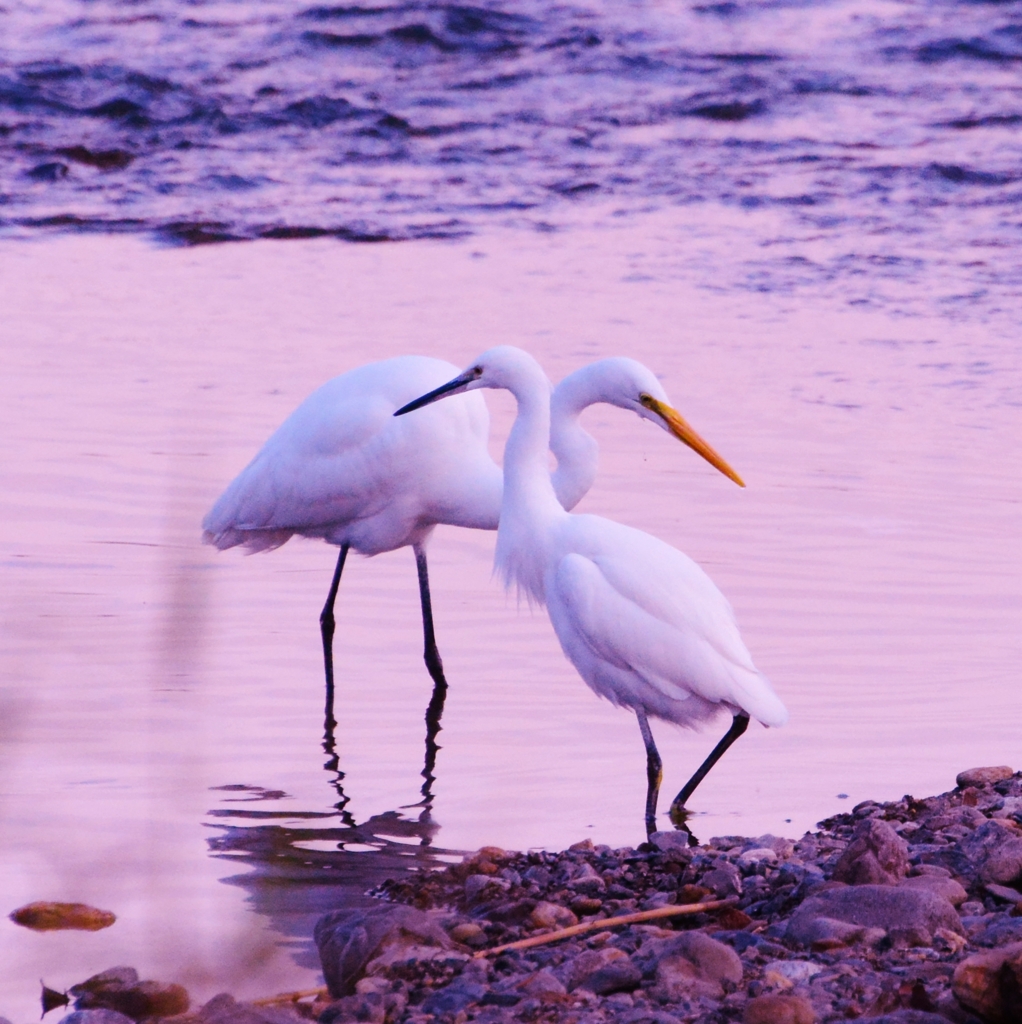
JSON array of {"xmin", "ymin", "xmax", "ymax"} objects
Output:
[
  {"xmin": 550, "ymin": 370, "xmax": 601, "ymax": 512},
  {"xmin": 495, "ymin": 364, "xmax": 566, "ymax": 602}
]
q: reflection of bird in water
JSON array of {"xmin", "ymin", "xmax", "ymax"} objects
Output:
[
  {"xmin": 203, "ymin": 354, "xmax": 713, "ymax": 729},
  {"xmin": 397, "ymin": 347, "xmax": 788, "ymax": 837}
]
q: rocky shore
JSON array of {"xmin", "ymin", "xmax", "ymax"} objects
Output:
[{"xmin": 43, "ymin": 768, "xmax": 1022, "ymax": 1024}]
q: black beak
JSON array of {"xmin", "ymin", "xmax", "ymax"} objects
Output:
[{"xmin": 394, "ymin": 373, "xmax": 476, "ymax": 416}]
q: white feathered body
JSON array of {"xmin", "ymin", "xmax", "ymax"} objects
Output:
[{"xmin": 203, "ymin": 356, "xmax": 501, "ymax": 556}]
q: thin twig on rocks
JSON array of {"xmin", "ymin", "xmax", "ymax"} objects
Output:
[
  {"xmin": 251, "ymin": 986, "xmax": 329, "ymax": 1006},
  {"xmin": 473, "ymin": 898, "xmax": 739, "ymax": 958}
]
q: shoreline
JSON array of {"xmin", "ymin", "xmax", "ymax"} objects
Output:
[{"xmin": 56, "ymin": 766, "xmax": 1022, "ymax": 1024}]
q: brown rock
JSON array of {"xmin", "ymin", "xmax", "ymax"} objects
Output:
[
  {"xmin": 70, "ymin": 969, "xmax": 189, "ymax": 1020},
  {"xmin": 10, "ymin": 901, "xmax": 116, "ymax": 932},
  {"xmin": 645, "ymin": 932, "xmax": 743, "ymax": 1002},
  {"xmin": 448, "ymin": 922, "xmax": 487, "ymax": 947},
  {"xmin": 744, "ymin": 994, "xmax": 815, "ymax": 1024},
  {"xmin": 519, "ymin": 968, "xmax": 567, "ymax": 996},
  {"xmin": 677, "ymin": 884, "xmax": 712, "ymax": 904},
  {"xmin": 718, "ymin": 907, "xmax": 753, "ymax": 929},
  {"xmin": 957, "ymin": 766, "xmax": 1014, "ymax": 788},
  {"xmin": 983, "ymin": 837, "xmax": 1022, "ymax": 885},
  {"xmin": 952, "ymin": 941, "xmax": 1022, "ymax": 1024},
  {"xmin": 528, "ymin": 901, "xmax": 578, "ymax": 930},
  {"xmin": 832, "ymin": 819, "xmax": 909, "ymax": 886}
]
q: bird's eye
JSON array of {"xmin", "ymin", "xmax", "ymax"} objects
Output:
[
  {"xmin": 639, "ymin": 393, "xmax": 655, "ymax": 408},
  {"xmin": 472, "ymin": 366, "xmax": 483, "ymax": 377}
]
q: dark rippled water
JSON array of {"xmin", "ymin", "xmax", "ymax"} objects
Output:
[{"xmin": 5, "ymin": 0, "xmax": 1022, "ymax": 299}]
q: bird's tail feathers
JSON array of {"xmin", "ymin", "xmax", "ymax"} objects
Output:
[
  {"xmin": 202, "ymin": 527, "xmax": 293, "ymax": 554},
  {"xmin": 732, "ymin": 669, "xmax": 788, "ymax": 728}
]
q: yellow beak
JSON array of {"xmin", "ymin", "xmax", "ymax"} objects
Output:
[{"xmin": 643, "ymin": 396, "xmax": 746, "ymax": 488}]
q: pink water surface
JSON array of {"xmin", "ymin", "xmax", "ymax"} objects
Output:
[{"xmin": 1, "ymin": 220, "xmax": 1019, "ymax": 1016}]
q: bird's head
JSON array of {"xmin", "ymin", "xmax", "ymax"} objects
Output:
[
  {"xmin": 571, "ymin": 357, "xmax": 745, "ymax": 488},
  {"xmin": 394, "ymin": 346, "xmax": 549, "ymax": 414}
]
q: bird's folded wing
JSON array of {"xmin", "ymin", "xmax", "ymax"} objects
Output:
[{"xmin": 552, "ymin": 552, "xmax": 787, "ymax": 726}]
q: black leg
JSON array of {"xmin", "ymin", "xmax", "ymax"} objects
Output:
[
  {"xmin": 669, "ymin": 712, "xmax": 750, "ymax": 823},
  {"xmin": 320, "ymin": 544, "xmax": 350, "ymax": 731},
  {"xmin": 636, "ymin": 710, "xmax": 663, "ymax": 838},
  {"xmin": 413, "ymin": 544, "xmax": 448, "ymax": 688}
]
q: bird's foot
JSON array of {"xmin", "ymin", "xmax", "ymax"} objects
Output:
[{"xmin": 668, "ymin": 799, "xmax": 693, "ymax": 829}]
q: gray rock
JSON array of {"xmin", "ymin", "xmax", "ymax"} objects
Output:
[
  {"xmin": 564, "ymin": 948, "xmax": 630, "ymax": 991},
  {"xmin": 700, "ymin": 861, "xmax": 742, "ymax": 898},
  {"xmin": 582, "ymin": 960, "xmax": 643, "ymax": 996},
  {"xmin": 420, "ymin": 980, "xmax": 488, "ymax": 1016},
  {"xmin": 786, "ymin": 914, "xmax": 886, "ymax": 950},
  {"xmin": 786, "ymin": 884, "xmax": 963, "ymax": 948},
  {"xmin": 60, "ymin": 1013, "xmax": 135, "ymax": 1024},
  {"xmin": 949, "ymin": 819, "xmax": 1021, "ymax": 883},
  {"xmin": 970, "ymin": 917, "xmax": 1022, "ymax": 948},
  {"xmin": 649, "ymin": 831, "xmax": 692, "ymax": 853},
  {"xmin": 464, "ymin": 873, "xmax": 510, "ymax": 903},
  {"xmin": 737, "ymin": 847, "xmax": 779, "ymax": 872},
  {"xmin": 568, "ymin": 861, "xmax": 607, "ymax": 895},
  {"xmin": 986, "ymin": 883, "xmax": 1022, "ymax": 905},
  {"xmin": 314, "ymin": 904, "xmax": 453, "ymax": 997},
  {"xmin": 832, "ymin": 818, "xmax": 909, "ymax": 886}
]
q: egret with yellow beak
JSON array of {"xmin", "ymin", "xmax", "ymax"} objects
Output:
[{"xmin": 397, "ymin": 346, "xmax": 786, "ymax": 836}]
